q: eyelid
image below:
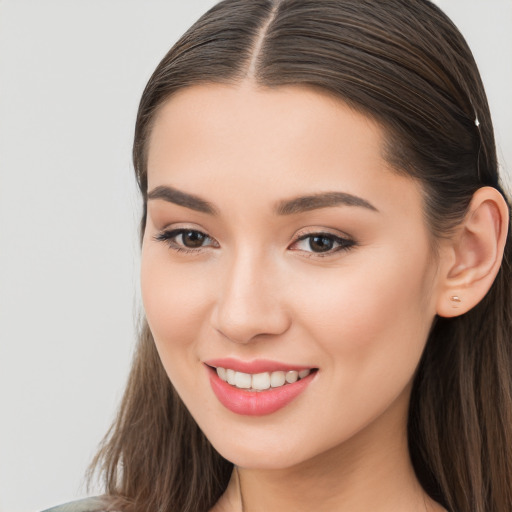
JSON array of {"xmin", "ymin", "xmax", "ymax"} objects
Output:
[
  {"xmin": 289, "ymin": 228, "xmax": 356, "ymax": 257},
  {"xmin": 153, "ymin": 226, "xmax": 219, "ymax": 253},
  {"xmin": 293, "ymin": 226, "xmax": 353, "ymax": 240},
  {"xmin": 153, "ymin": 224, "xmax": 356, "ymax": 256}
]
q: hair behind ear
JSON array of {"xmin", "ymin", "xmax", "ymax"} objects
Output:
[{"xmin": 409, "ymin": 221, "xmax": 512, "ymax": 512}]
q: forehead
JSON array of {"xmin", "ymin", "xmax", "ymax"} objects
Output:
[
  {"xmin": 146, "ymin": 82, "xmax": 423, "ymax": 221},
  {"xmin": 149, "ymin": 83, "xmax": 382, "ymax": 176},
  {"xmin": 149, "ymin": 82, "xmax": 383, "ymax": 150}
]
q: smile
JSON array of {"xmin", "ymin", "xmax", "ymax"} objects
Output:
[
  {"xmin": 215, "ymin": 367, "xmax": 312, "ymax": 391},
  {"xmin": 205, "ymin": 361, "xmax": 317, "ymax": 416}
]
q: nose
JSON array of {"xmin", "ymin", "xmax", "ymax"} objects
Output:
[{"xmin": 210, "ymin": 250, "xmax": 291, "ymax": 344}]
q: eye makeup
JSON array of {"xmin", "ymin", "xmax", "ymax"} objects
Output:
[{"xmin": 153, "ymin": 226, "xmax": 357, "ymax": 258}]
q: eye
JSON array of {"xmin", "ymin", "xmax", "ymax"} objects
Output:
[
  {"xmin": 154, "ymin": 228, "xmax": 218, "ymax": 252},
  {"xmin": 290, "ymin": 232, "xmax": 355, "ymax": 255}
]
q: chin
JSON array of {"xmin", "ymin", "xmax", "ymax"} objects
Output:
[
  {"xmin": 214, "ymin": 444, "xmax": 308, "ymax": 471},
  {"xmin": 201, "ymin": 422, "xmax": 328, "ymax": 471}
]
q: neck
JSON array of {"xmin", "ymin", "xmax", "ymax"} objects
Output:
[
  {"xmin": 213, "ymin": 385, "xmax": 445, "ymax": 512},
  {"xmin": 238, "ymin": 434, "xmax": 427, "ymax": 512}
]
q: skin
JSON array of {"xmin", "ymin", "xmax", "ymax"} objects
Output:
[{"xmin": 141, "ymin": 82, "xmax": 455, "ymax": 511}]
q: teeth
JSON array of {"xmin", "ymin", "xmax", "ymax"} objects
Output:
[
  {"xmin": 285, "ymin": 370, "xmax": 298, "ymax": 383},
  {"xmin": 226, "ymin": 368, "xmax": 236, "ymax": 385},
  {"xmin": 216, "ymin": 367, "xmax": 227, "ymax": 381},
  {"xmin": 252, "ymin": 372, "xmax": 271, "ymax": 390},
  {"xmin": 270, "ymin": 371, "xmax": 285, "ymax": 387},
  {"xmin": 234, "ymin": 372, "xmax": 252, "ymax": 389},
  {"xmin": 215, "ymin": 367, "xmax": 313, "ymax": 391}
]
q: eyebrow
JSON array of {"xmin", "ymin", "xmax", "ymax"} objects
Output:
[
  {"xmin": 147, "ymin": 185, "xmax": 377, "ymax": 216},
  {"xmin": 275, "ymin": 191, "xmax": 378, "ymax": 215},
  {"xmin": 147, "ymin": 185, "xmax": 218, "ymax": 215}
]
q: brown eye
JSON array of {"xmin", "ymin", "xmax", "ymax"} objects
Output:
[
  {"xmin": 291, "ymin": 232, "xmax": 355, "ymax": 255},
  {"xmin": 309, "ymin": 235, "xmax": 335, "ymax": 252},
  {"xmin": 154, "ymin": 228, "xmax": 218, "ymax": 252},
  {"xmin": 181, "ymin": 230, "xmax": 207, "ymax": 248}
]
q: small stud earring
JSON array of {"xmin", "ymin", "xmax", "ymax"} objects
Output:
[{"xmin": 450, "ymin": 295, "xmax": 462, "ymax": 307}]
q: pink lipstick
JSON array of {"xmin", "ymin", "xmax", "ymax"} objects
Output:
[{"xmin": 205, "ymin": 359, "xmax": 317, "ymax": 416}]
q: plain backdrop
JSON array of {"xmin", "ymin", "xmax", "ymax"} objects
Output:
[{"xmin": 0, "ymin": 1, "xmax": 510, "ymax": 511}]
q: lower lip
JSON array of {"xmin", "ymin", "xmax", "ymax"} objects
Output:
[{"xmin": 207, "ymin": 367, "xmax": 316, "ymax": 416}]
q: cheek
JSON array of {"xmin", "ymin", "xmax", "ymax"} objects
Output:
[
  {"xmin": 140, "ymin": 246, "xmax": 211, "ymax": 356},
  {"xmin": 295, "ymin": 249, "xmax": 436, "ymax": 385},
  {"xmin": 140, "ymin": 248, "xmax": 217, "ymax": 408}
]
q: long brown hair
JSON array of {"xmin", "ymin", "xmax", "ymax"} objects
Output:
[{"xmin": 89, "ymin": 1, "xmax": 512, "ymax": 511}]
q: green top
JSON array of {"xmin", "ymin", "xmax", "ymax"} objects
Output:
[{"xmin": 41, "ymin": 497, "xmax": 107, "ymax": 512}]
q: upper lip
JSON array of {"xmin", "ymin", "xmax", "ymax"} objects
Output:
[{"xmin": 203, "ymin": 358, "xmax": 315, "ymax": 374}]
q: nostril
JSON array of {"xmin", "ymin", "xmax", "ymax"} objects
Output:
[
  {"xmin": 211, "ymin": 307, "xmax": 292, "ymax": 345},
  {"xmin": 210, "ymin": 272, "xmax": 291, "ymax": 343}
]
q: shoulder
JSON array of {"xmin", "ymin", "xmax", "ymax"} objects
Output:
[{"xmin": 41, "ymin": 496, "xmax": 108, "ymax": 512}]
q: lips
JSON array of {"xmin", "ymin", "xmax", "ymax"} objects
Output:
[
  {"xmin": 205, "ymin": 359, "xmax": 317, "ymax": 416},
  {"xmin": 204, "ymin": 358, "xmax": 312, "ymax": 374}
]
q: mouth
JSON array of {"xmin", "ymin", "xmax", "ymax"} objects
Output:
[
  {"xmin": 211, "ymin": 365, "xmax": 315, "ymax": 392},
  {"xmin": 204, "ymin": 360, "xmax": 318, "ymax": 416}
]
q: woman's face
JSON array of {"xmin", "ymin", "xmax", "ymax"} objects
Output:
[{"xmin": 142, "ymin": 83, "xmax": 442, "ymax": 469}]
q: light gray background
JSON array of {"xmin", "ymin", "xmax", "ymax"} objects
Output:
[{"xmin": 0, "ymin": 1, "xmax": 510, "ymax": 511}]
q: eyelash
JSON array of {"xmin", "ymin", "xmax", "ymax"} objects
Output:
[
  {"xmin": 154, "ymin": 229, "xmax": 218, "ymax": 254},
  {"xmin": 292, "ymin": 231, "xmax": 356, "ymax": 257},
  {"xmin": 153, "ymin": 228, "xmax": 356, "ymax": 257}
]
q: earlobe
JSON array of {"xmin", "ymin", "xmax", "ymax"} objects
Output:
[{"xmin": 436, "ymin": 187, "xmax": 509, "ymax": 318}]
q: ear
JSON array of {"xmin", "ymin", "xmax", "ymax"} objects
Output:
[{"xmin": 436, "ymin": 187, "xmax": 509, "ymax": 318}]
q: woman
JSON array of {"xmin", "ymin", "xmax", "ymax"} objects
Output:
[{"xmin": 45, "ymin": 0, "xmax": 511, "ymax": 511}]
